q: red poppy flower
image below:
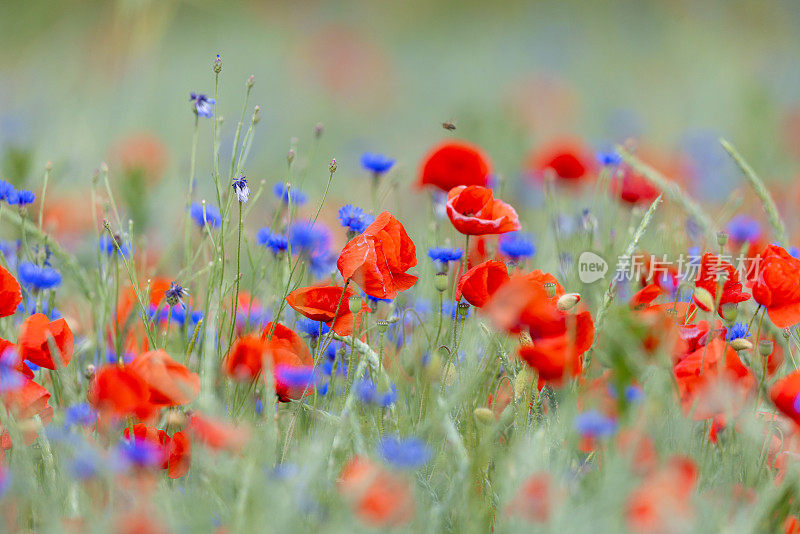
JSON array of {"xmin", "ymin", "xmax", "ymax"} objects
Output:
[
  {"xmin": 770, "ymin": 370, "xmax": 800, "ymax": 427},
  {"xmin": 123, "ymin": 424, "xmax": 191, "ymax": 479},
  {"xmin": 338, "ymin": 456, "xmax": 415, "ymax": 527},
  {"xmin": 751, "ymin": 244, "xmax": 800, "ymax": 328},
  {"xmin": 261, "ymin": 322, "xmax": 314, "ymax": 401},
  {"xmin": 188, "ymin": 413, "xmax": 250, "ymax": 453},
  {"xmin": 18, "ymin": 313, "xmax": 74, "ymax": 369},
  {"xmin": 1, "ymin": 379, "xmax": 53, "ymax": 448},
  {"xmin": 455, "ymin": 260, "xmax": 509, "ymax": 308},
  {"xmin": 417, "ymin": 140, "xmax": 491, "ymax": 191},
  {"xmin": 446, "ymin": 185, "xmax": 520, "ymax": 236},
  {"xmin": 337, "ymin": 211, "xmax": 418, "ymax": 299},
  {"xmin": 0, "ymin": 337, "xmax": 33, "ymax": 380},
  {"xmin": 286, "ymin": 284, "xmax": 366, "ymax": 336},
  {"xmin": 224, "ymin": 335, "xmax": 267, "ymax": 381},
  {"xmin": 88, "ymin": 365, "xmax": 156, "ymax": 420},
  {"xmin": 693, "ymin": 253, "xmax": 750, "ymax": 313},
  {"xmin": 127, "ymin": 350, "xmax": 200, "ymax": 407},
  {"xmin": 518, "ymin": 311, "xmax": 595, "ymax": 383},
  {"xmin": 0, "ymin": 265, "xmax": 21, "ymax": 318},
  {"xmin": 483, "ymin": 272, "xmax": 565, "ymax": 335},
  {"xmin": 505, "ymin": 473, "xmax": 557, "ymax": 523},
  {"xmin": 612, "ymin": 165, "xmax": 660, "ymax": 205},
  {"xmin": 626, "ymin": 456, "xmax": 697, "ymax": 534},
  {"xmin": 527, "ymin": 139, "xmax": 594, "ymax": 183}
]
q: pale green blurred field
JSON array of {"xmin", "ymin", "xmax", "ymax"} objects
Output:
[{"xmin": 2, "ymin": 0, "xmax": 800, "ymax": 239}]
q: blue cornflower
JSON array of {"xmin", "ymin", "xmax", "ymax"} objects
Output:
[
  {"xmin": 727, "ymin": 215, "xmax": 761, "ymax": 245},
  {"xmin": 232, "ymin": 176, "xmax": 250, "ymax": 203},
  {"xmin": 309, "ymin": 250, "xmax": 336, "ymax": 279},
  {"xmin": 499, "ymin": 232, "xmax": 536, "ymax": 261},
  {"xmin": 65, "ymin": 403, "xmax": 98, "ymax": 427},
  {"xmin": 274, "ymin": 365, "xmax": 314, "ymax": 390},
  {"xmin": 360, "ymin": 153, "xmax": 395, "ymax": 175},
  {"xmin": 0, "ymin": 181, "xmax": 14, "ymax": 201},
  {"xmin": 596, "ymin": 150, "xmax": 623, "ymax": 166},
  {"xmin": 356, "ymin": 379, "xmax": 377, "ymax": 403},
  {"xmin": 18, "ymin": 262, "xmax": 61, "ymax": 289},
  {"xmin": 289, "ymin": 222, "xmax": 330, "ymax": 256},
  {"xmin": 256, "ymin": 228, "xmax": 289, "ymax": 253},
  {"xmin": 273, "ymin": 183, "xmax": 307, "ymax": 206},
  {"xmin": 427, "ymin": 247, "xmax": 463, "ymax": 264},
  {"xmin": 7, "ymin": 189, "xmax": 35, "ymax": 206},
  {"xmin": 624, "ymin": 385, "xmax": 644, "ymax": 404},
  {"xmin": 190, "ymin": 92, "xmax": 215, "ymax": 118},
  {"xmin": 338, "ymin": 205, "xmax": 374, "ymax": 234},
  {"xmin": 793, "ymin": 393, "xmax": 800, "ymax": 415},
  {"xmin": 69, "ymin": 451, "xmax": 99, "ymax": 480},
  {"xmin": 726, "ymin": 322, "xmax": 750, "ymax": 341},
  {"xmin": 98, "ymin": 234, "xmax": 131, "ymax": 258},
  {"xmin": 573, "ymin": 410, "xmax": 617, "ymax": 439},
  {"xmin": 0, "ymin": 349, "xmax": 25, "ymax": 393},
  {"xmin": 296, "ymin": 318, "xmax": 329, "ymax": 338},
  {"xmin": 117, "ymin": 439, "xmax": 163, "ymax": 469},
  {"xmin": 790, "ymin": 247, "xmax": 800, "ymax": 259},
  {"xmin": 377, "ymin": 436, "xmax": 431, "ymax": 469},
  {"xmin": 189, "ymin": 202, "xmax": 221, "ymax": 228},
  {"xmin": 164, "ymin": 281, "xmax": 188, "ymax": 308}
]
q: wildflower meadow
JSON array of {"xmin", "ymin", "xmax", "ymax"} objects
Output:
[{"xmin": 4, "ymin": 2, "xmax": 800, "ymax": 532}]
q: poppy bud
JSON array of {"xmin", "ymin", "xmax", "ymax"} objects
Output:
[
  {"xmin": 458, "ymin": 302, "xmax": 470, "ymax": 318},
  {"xmin": 253, "ymin": 106, "xmax": 261, "ymax": 124},
  {"xmin": 557, "ymin": 293, "xmax": 581, "ymax": 311},
  {"xmin": 730, "ymin": 338, "xmax": 752, "ymax": 351},
  {"xmin": 721, "ymin": 303, "xmax": 738, "ymax": 322},
  {"xmin": 716, "ymin": 231, "xmax": 729, "ymax": 247},
  {"xmin": 543, "ymin": 282, "xmax": 557, "ymax": 298},
  {"xmin": 692, "ymin": 287, "xmax": 715, "ymax": 312},
  {"xmin": 348, "ymin": 296, "xmax": 361, "ymax": 314},
  {"xmin": 474, "ymin": 407, "xmax": 495, "ymax": 426},
  {"xmin": 758, "ymin": 340, "xmax": 774, "ymax": 357},
  {"xmin": 84, "ymin": 364, "xmax": 95, "ymax": 379},
  {"xmin": 387, "ymin": 315, "xmax": 400, "ymax": 324},
  {"xmin": 435, "ymin": 272, "xmax": 449, "ymax": 293},
  {"xmin": 514, "ymin": 366, "xmax": 532, "ymax": 400},
  {"xmin": 425, "ymin": 351, "xmax": 443, "ymax": 381},
  {"xmin": 377, "ymin": 320, "xmax": 389, "ymax": 334}
]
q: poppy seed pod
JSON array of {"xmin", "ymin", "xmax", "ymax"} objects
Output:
[
  {"xmin": 348, "ymin": 296, "xmax": 362, "ymax": 314},
  {"xmin": 458, "ymin": 302, "xmax": 470, "ymax": 317},
  {"xmin": 435, "ymin": 272, "xmax": 449, "ymax": 292},
  {"xmin": 377, "ymin": 320, "xmax": 389, "ymax": 334},
  {"xmin": 716, "ymin": 231, "xmax": 729, "ymax": 247},
  {"xmin": 557, "ymin": 293, "xmax": 581, "ymax": 311},
  {"xmin": 730, "ymin": 338, "xmax": 753, "ymax": 351},
  {"xmin": 543, "ymin": 282, "xmax": 557, "ymax": 298},
  {"xmin": 758, "ymin": 340, "xmax": 774, "ymax": 357}
]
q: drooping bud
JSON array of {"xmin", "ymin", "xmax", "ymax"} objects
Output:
[
  {"xmin": 692, "ymin": 287, "xmax": 715, "ymax": 312},
  {"xmin": 557, "ymin": 293, "xmax": 581, "ymax": 312},
  {"xmin": 721, "ymin": 303, "xmax": 738, "ymax": 323},
  {"xmin": 730, "ymin": 338, "xmax": 753, "ymax": 351},
  {"xmin": 474, "ymin": 407, "xmax": 495, "ymax": 426}
]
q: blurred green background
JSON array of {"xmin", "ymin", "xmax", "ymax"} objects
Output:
[{"xmin": 2, "ymin": 0, "xmax": 800, "ymax": 236}]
